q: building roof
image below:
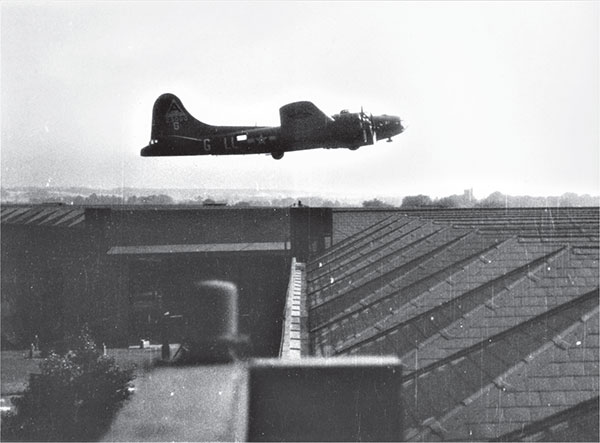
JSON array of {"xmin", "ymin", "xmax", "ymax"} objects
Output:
[
  {"xmin": 107, "ymin": 242, "xmax": 289, "ymax": 255},
  {"xmin": 101, "ymin": 364, "xmax": 248, "ymax": 442},
  {"xmin": 405, "ymin": 294, "xmax": 598, "ymax": 441},
  {"xmin": 332, "ymin": 207, "xmax": 599, "ymax": 246},
  {"xmin": 1, "ymin": 205, "xmax": 85, "ymax": 228},
  {"xmin": 0, "ymin": 204, "xmax": 293, "ymax": 229},
  {"xmin": 307, "ymin": 212, "xmax": 599, "ymax": 441}
]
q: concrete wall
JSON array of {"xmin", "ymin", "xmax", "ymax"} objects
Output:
[
  {"xmin": 247, "ymin": 357, "xmax": 403, "ymax": 441},
  {"xmin": 87, "ymin": 207, "xmax": 292, "ymax": 247}
]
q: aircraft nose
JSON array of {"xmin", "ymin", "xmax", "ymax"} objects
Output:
[
  {"xmin": 391, "ymin": 116, "xmax": 404, "ymax": 135},
  {"xmin": 372, "ymin": 114, "xmax": 404, "ymax": 140}
]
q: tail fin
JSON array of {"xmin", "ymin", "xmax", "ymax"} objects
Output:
[{"xmin": 150, "ymin": 93, "xmax": 212, "ymax": 140}]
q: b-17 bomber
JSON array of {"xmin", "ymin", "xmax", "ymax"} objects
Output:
[{"xmin": 141, "ymin": 94, "xmax": 404, "ymax": 160}]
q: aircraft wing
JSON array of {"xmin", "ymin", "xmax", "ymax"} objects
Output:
[{"xmin": 279, "ymin": 101, "xmax": 332, "ymax": 138}]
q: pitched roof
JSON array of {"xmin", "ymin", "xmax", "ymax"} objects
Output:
[
  {"xmin": 310, "ymin": 220, "xmax": 471, "ymax": 309},
  {"xmin": 308, "ymin": 210, "xmax": 599, "ymax": 441},
  {"xmin": 495, "ymin": 396, "xmax": 599, "ymax": 441},
  {"xmin": 404, "ymin": 294, "xmax": 598, "ymax": 441},
  {"xmin": 331, "ymin": 207, "xmax": 599, "ymax": 246},
  {"xmin": 348, "ymin": 245, "xmax": 598, "ymax": 366},
  {"xmin": 309, "ymin": 233, "xmax": 571, "ymax": 355},
  {"xmin": 1, "ymin": 205, "xmax": 85, "ymax": 228}
]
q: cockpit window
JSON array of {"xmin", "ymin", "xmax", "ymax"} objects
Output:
[{"xmin": 332, "ymin": 109, "xmax": 351, "ymax": 120}]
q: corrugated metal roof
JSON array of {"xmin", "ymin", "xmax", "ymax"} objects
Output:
[{"xmin": 107, "ymin": 242, "xmax": 289, "ymax": 255}]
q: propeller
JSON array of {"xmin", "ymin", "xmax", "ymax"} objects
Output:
[
  {"xmin": 370, "ymin": 113, "xmax": 376, "ymax": 141},
  {"xmin": 358, "ymin": 106, "xmax": 376, "ymax": 144}
]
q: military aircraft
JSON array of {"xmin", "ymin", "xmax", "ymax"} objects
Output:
[{"xmin": 141, "ymin": 93, "xmax": 404, "ymax": 160}]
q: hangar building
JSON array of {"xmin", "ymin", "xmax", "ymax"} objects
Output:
[
  {"xmin": 0, "ymin": 204, "xmax": 330, "ymax": 355},
  {"xmin": 305, "ymin": 206, "xmax": 599, "ymax": 441}
]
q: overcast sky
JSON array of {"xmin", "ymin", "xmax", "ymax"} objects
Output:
[{"xmin": 2, "ymin": 1, "xmax": 598, "ymax": 199}]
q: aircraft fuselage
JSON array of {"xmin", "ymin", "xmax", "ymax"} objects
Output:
[{"xmin": 141, "ymin": 94, "xmax": 404, "ymax": 159}]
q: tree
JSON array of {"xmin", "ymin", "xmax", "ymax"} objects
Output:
[
  {"xmin": 559, "ymin": 192, "xmax": 579, "ymax": 207},
  {"xmin": 233, "ymin": 201, "xmax": 251, "ymax": 207},
  {"xmin": 433, "ymin": 193, "xmax": 475, "ymax": 209},
  {"xmin": 476, "ymin": 191, "xmax": 507, "ymax": 208},
  {"xmin": 1, "ymin": 188, "xmax": 10, "ymax": 201},
  {"xmin": 362, "ymin": 198, "xmax": 394, "ymax": 208},
  {"xmin": 1, "ymin": 326, "xmax": 134, "ymax": 442},
  {"xmin": 400, "ymin": 195, "xmax": 433, "ymax": 209},
  {"xmin": 72, "ymin": 195, "xmax": 86, "ymax": 205},
  {"xmin": 136, "ymin": 194, "xmax": 174, "ymax": 205}
]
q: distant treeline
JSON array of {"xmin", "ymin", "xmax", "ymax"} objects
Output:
[
  {"xmin": 24, "ymin": 192, "xmax": 175, "ymax": 206},
  {"xmin": 394, "ymin": 191, "xmax": 599, "ymax": 209},
  {"xmin": 1, "ymin": 187, "xmax": 598, "ymax": 208}
]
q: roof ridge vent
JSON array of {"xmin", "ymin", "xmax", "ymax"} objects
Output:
[
  {"xmin": 478, "ymin": 255, "xmax": 493, "ymax": 265},
  {"xmin": 579, "ymin": 304, "xmax": 600, "ymax": 323},
  {"xmin": 492, "ymin": 375, "xmax": 515, "ymax": 392},
  {"xmin": 552, "ymin": 337, "xmax": 571, "ymax": 350},
  {"xmin": 421, "ymin": 417, "xmax": 448, "ymax": 438}
]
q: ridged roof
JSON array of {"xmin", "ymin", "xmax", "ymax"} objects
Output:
[
  {"xmin": 404, "ymin": 292, "xmax": 598, "ymax": 441},
  {"xmin": 332, "ymin": 207, "xmax": 599, "ymax": 246},
  {"xmin": 1, "ymin": 205, "xmax": 85, "ymax": 228},
  {"xmin": 308, "ymin": 211, "xmax": 599, "ymax": 441}
]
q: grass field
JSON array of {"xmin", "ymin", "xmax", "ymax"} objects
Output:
[{"xmin": 1, "ymin": 347, "xmax": 167, "ymax": 396}]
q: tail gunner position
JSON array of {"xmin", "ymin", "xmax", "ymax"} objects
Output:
[{"xmin": 141, "ymin": 93, "xmax": 404, "ymax": 160}]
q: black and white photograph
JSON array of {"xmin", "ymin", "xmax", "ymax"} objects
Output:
[{"xmin": 1, "ymin": 1, "xmax": 598, "ymax": 441}]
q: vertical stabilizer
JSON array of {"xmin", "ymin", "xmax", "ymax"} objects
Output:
[{"xmin": 150, "ymin": 93, "xmax": 212, "ymax": 140}]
